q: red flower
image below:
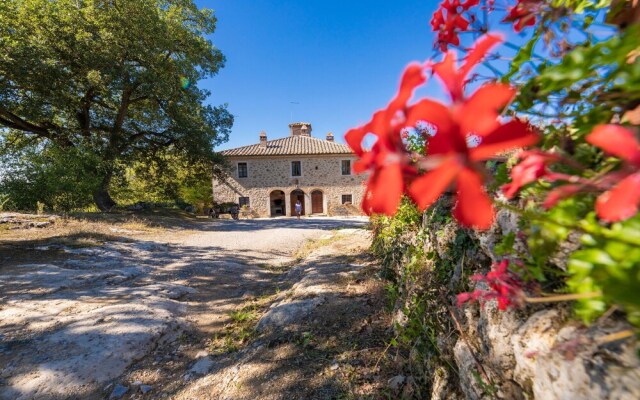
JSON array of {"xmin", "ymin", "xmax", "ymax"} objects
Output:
[
  {"xmin": 502, "ymin": 150, "xmax": 562, "ymax": 198},
  {"xmin": 503, "ymin": 0, "xmax": 538, "ymax": 32},
  {"xmin": 344, "ymin": 34, "xmax": 538, "ymax": 226},
  {"xmin": 542, "ymin": 184, "xmax": 584, "ymax": 209},
  {"xmin": 406, "ymin": 34, "xmax": 539, "ymax": 229},
  {"xmin": 457, "ymin": 260, "xmax": 525, "ymax": 310},
  {"xmin": 595, "ymin": 173, "xmax": 640, "ymax": 222},
  {"xmin": 587, "ymin": 124, "xmax": 640, "ymax": 222},
  {"xmin": 430, "ymin": 0, "xmax": 480, "ymax": 51},
  {"xmin": 524, "ymin": 125, "xmax": 640, "ymax": 222},
  {"xmin": 587, "ymin": 124, "xmax": 640, "ymax": 167},
  {"xmin": 345, "ymin": 63, "xmax": 426, "ymax": 215}
]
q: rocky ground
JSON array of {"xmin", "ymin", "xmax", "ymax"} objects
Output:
[{"xmin": 0, "ymin": 213, "xmax": 397, "ymax": 399}]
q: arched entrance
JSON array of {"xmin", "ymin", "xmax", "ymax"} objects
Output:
[
  {"xmin": 311, "ymin": 190, "xmax": 323, "ymax": 214},
  {"xmin": 269, "ymin": 190, "xmax": 286, "ymax": 217},
  {"xmin": 290, "ymin": 189, "xmax": 305, "ymax": 216}
]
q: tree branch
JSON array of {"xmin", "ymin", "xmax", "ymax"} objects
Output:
[
  {"xmin": 0, "ymin": 107, "xmax": 74, "ymax": 147},
  {"xmin": 78, "ymin": 88, "xmax": 94, "ymax": 137},
  {"xmin": 0, "ymin": 107, "xmax": 51, "ymax": 136}
]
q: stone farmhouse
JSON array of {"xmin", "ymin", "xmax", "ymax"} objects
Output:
[{"xmin": 212, "ymin": 122, "xmax": 365, "ymax": 217}]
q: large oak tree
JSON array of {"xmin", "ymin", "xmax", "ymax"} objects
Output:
[{"xmin": 0, "ymin": 0, "xmax": 232, "ymax": 210}]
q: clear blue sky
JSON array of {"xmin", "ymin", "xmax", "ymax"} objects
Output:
[
  {"xmin": 197, "ymin": 0, "xmax": 446, "ymax": 150},
  {"xmin": 197, "ymin": 1, "xmax": 552, "ymax": 151}
]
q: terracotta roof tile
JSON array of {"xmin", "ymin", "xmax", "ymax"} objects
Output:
[{"xmin": 220, "ymin": 136, "xmax": 354, "ymax": 157}]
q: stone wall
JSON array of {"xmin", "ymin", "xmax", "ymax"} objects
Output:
[
  {"xmin": 212, "ymin": 154, "xmax": 366, "ymax": 217},
  {"xmin": 371, "ymin": 197, "xmax": 640, "ymax": 399}
]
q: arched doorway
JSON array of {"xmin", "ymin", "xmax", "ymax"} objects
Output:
[
  {"xmin": 290, "ymin": 189, "xmax": 305, "ymax": 216},
  {"xmin": 311, "ymin": 190, "xmax": 323, "ymax": 214},
  {"xmin": 269, "ymin": 190, "xmax": 286, "ymax": 217}
]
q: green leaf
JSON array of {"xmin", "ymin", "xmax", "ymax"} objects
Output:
[
  {"xmin": 494, "ymin": 232, "xmax": 516, "ymax": 256},
  {"xmin": 503, "ymin": 32, "xmax": 540, "ymax": 83}
]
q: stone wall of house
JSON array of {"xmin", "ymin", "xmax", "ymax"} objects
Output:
[{"xmin": 212, "ymin": 154, "xmax": 366, "ymax": 217}]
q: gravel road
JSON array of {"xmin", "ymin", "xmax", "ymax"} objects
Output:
[{"xmin": 0, "ymin": 216, "xmax": 369, "ymax": 399}]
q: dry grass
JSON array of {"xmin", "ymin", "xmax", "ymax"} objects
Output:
[
  {"xmin": 0, "ymin": 210, "xmax": 202, "ymax": 245},
  {"xmin": 207, "ymin": 292, "xmax": 279, "ymax": 354},
  {"xmin": 293, "ymin": 233, "xmax": 346, "ymax": 261}
]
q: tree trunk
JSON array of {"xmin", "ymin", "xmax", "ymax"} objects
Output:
[{"xmin": 93, "ymin": 172, "xmax": 117, "ymax": 212}]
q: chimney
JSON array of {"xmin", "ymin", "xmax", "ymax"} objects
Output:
[
  {"xmin": 326, "ymin": 132, "xmax": 334, "ymax": 142},
  {"xmin": 259, "ymin": 130, "xmax": 267, "ymax": 148},
  {"xmin": 300, "ymin": 124, "xmax": 309, "ymax": 137},
  {"xmin": 289, "ymin": 122, "xmax": 312, "ymax": 137}
]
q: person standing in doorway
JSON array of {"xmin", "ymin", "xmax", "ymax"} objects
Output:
[{"xmin": 295, "ymin": 200, "xmax": 302, "ymax": 219}]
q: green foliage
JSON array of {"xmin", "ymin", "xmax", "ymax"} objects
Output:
[
  {"xmin": 496, "ymin": 18, "xmax": 640, "ymax": 328},
  {"xmin": 486, "ymin": 161, "xmax": 510, "ymax": 192},
  {"xmin": 568, "ymin": 215, "xmax": 640, "ymax": 326},
  {"xmin": 550, "ymin": 0, "xmax": 611, "ymax": 12},
  {"xmin": 210, "ymin": 303, "xmax": 260, "ymax": 354},
  {"xmin": 514, "ymin": 25, "xmax": 640, "ymax": 138},
  {"xmin": 371, "ymin": 197, "xmax": 483, "ymax": 397},
  {"xmin": 0, "ymin": 194, "xmax": 10, "ymax": 211},
  {"xmin": 370, "ymin": 198, "xmax": 422, "ymax": 279},
  {"xmin": 0, "ymin": 0, "xmax": 232, "ymax": 210},
  {"xmin": 494, "ymin": 232, "xmax": 516, "ymax": 256},
  {"xmin": 502, "ymin": 31, "xmax": 541, "ymax": 83},
  {"xmin": 111, "ymin": 150, "xmax": 215, "ymax": 211},
  {"xmin": 404, "ymin": 128, "xmax": 427, "ymax": 154},
  {"xmin": 0, "ymin": 144, "xmax": 101, "ymax": 212},
  {"xmin": 471, "ymin": 370, "xmax": 498, "ymax": 398}
]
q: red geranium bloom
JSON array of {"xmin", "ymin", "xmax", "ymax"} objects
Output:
[
  {"xmin": 457, "ymin": 260, "xmax": 525, "ymax": 310},
  {"xmin": 503, "ymin": 0, "xmax": 538, "ymax": 32},
  {"xmin": 541, "ymin": 184, "xmax": 583, "ymax": 209},
  {"xmin": 431, "ymin": 0, "xmax": 480, "ymax": 51},
  {"xmin": 587, "ymin": 124, "xmax": 640, "ymax": 222},
  {"xmin": 344, "ymin": 63, "xmax": 426, "ymax": 215},
  {"xmin": 502, "ymin": 150, "xmax": 563, "ymax": 198},
  {"xmin": 406, "ymin": 34, "xmax": 539, "ymax": 229}
]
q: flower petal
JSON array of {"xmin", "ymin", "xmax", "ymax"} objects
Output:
[
  {"xmin": 542, "ymin": 184, "xmax": 583, "ymax": 209},
  {"xmin": 586, "ymin": 124, "xmax": 640, "ymax": 166},
  {"xmin": 595, "ymin": 172, "xmax": 640, "ymax": 222},
  {"xmin": 470, "ymin": 120, "xmax": 539, "ymax": 161},
  {"xmin": 389, "ymin": 62, "xmax": 427, "ymax": 111},
  {"xmin": 459, "ymin": 84, "xmax": 516, "ymax": 136},
  {"xmin": 408, "ymin": 157, "xmax": 461, "ymax": 210},
  {"xmin": 453, "ymin": 168, "xmax": 495, "ymax": 229},
  {"xmin": 432, "ymin": 51, "xmax": 461, "ymax": 101},
  {"xmin": 405, "ymin": 98, "xmax": 461, "ymax": 155},
  {"xmin": 501, "ymin": 150, "xmax": 558, "ymax": 198},
  {"xmin": 362, "ymin": 163, "xmax": 405, "ymax": 216},
  {"xmin": 345, "ymin": 126, "xmax": 368, "ymax": 156},
  {"xmin": 459, "ymin": 33, "xmax": 504, "ymax": 80},
  {"xmin": 457, "ymin": 292, "xmax": 473, "ymax": 306},
  {"xmin": 352, "ymin": 151, "xmax": 375, "ymax": 173}
]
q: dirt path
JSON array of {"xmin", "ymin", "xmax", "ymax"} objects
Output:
[{"xmin": 1, "ymin": 216, "xmax": 392, "ymax": 399}]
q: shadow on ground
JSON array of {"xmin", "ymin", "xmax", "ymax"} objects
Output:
[{"xmin": 0, "ymin": 218, "xmax": 384, "ymax": 400}]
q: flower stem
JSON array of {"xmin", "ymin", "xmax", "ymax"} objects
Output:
[
  {"xmin": 595, "ymin": 329, "xmax": 636, "ymax": 345},
  {"xmin": 524, "ymin": 291, "xmax": 602, "ymax": 303}
]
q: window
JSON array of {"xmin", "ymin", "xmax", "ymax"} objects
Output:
[
  {"xmin": 237, "ymin": 162, "xmax": 248, "ymax": 178},
  {"xmin": 342, "ymin": 194, "xmax": 353, "ymax": 205},
  {"xmin": 239, "ymin": 197, "xmax": 250, "ymax": 208},
  {"xmin": 341, "ymin": 160, "xmax": 351, "ymax": 175},
  {"xmin": 291, "ymin": 161, "xmax": 301, "ymax": 176}
]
